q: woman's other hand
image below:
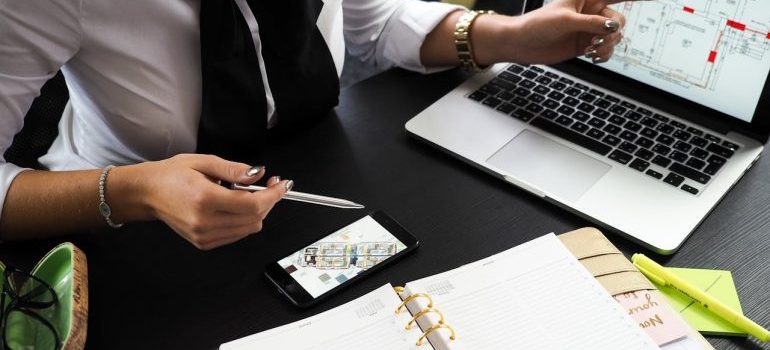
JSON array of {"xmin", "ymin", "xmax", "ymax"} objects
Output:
[
  {"xmin": 510, "ymin": 0, "xmax": 626, "ymax": 64},
  {"xmin": 474, "ymin": 0, "xmax": 631, "ymax": 65},
  {"xmin": 421, "ymin": 0, "xmax": 637, "ymax": 69}
]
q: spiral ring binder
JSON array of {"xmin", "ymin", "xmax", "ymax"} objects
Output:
[
  {"xmin": 417, "ymin": 324, "xmax": 457, "ymax": 346},
  {"xmin": 395, "ymin": 293, "xmax": 434, "ymax": 314},
  {"xmin": 406, "ymin": 308, "xmax": 445, "ymax": 330},
  {"xmin": 395, "ymin": 286, "xmax": 457, "ymax": 346}
]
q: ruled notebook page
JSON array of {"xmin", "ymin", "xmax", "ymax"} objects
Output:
[
  {"xmin": 403, "ymin": 234, "xmax": 660, "ymax": 350},
  {"xmin": 220, "ymin": 284, "xmax": 431, "ymax": 350}
]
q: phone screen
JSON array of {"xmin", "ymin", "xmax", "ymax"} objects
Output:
[{"xmin": 276, "ymin": 215, "xmax": 409, "ymax": 298}]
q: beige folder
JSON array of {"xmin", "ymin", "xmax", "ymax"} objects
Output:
[{"xmin": 559, "ymin": 228, "xmax": 714, "ymax": 349}]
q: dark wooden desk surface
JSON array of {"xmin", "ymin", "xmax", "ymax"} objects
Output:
[{"xmin": 1, "ymin": 69, "xmax": 768, "ymax": 350}]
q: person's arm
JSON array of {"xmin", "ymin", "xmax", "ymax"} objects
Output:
[
  {"xmin": 342, "ymin": 0, "xmax": 465, "ymax": 74},
  {"xmin": 0, "ymin": 0, "xmax": 86, "ymax": 237},
  {"xmin": 0, "ymin": 156, "xmax": 292, "ymax": 250},
  {"xmin": 420, "ymin": 0, "xmax": 630, "ymax": 68}
]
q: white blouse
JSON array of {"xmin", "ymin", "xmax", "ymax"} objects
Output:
[{"xmin": 0, "ymin": 0, "xmax": 462, "ymax": 217}]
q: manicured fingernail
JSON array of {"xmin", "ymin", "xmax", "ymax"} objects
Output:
[
  {"xmin": 584, "ymin": 49, "xmax": 598, "ymax": 59},
  {"xmin": 273, "ymin": 176, "xmax": 281, "ymax": 183},
  {"xmin": 592, "ymin": 56, "xmax": 607, "ymax": 64},
  {"xmin": 604, "ymin": 19, "xmax": 620, "ymax": 32},
  {"xmin": 285, "ymin": 180, "xmax": 294, "ymax": 192},
  {"xmin": 591, "ymin": 37, "xmax": 605, "ymax": 46},
  {"xmin": 247, "ymin": 165, "xmax": 264, "ymax": 177}
]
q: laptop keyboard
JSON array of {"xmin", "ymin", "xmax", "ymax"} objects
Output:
[{"xmin": 468, "ymin": 63, "xmax": 742, "ymax": 196}]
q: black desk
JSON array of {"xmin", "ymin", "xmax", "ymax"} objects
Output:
[{"xmin": 2, "ymin": 69, "xmax": 768, "ymax": 350}]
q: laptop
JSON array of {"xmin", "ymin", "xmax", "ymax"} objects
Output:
[{"xmin": 406, "ymin": 0, "xmax": 770, "ymax": 254}]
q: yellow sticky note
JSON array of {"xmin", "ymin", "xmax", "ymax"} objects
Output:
[{"xmin": 651, "ymin": 268, "xmax": 746, "ymax": 336}]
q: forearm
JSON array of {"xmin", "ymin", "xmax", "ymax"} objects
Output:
[
  {"xmin": 420, "ymin": 10, "xmax": 516, "ymax": 68},
  {"xmin": 0, "ymin": 153, "xmax": 294, "ymax": 250},
  {"xmin": 0, "ymin": 165, "xmax": 152, "ymax": 240}
]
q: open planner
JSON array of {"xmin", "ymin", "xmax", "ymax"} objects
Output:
[{"xmin": 223, "ymin": 229, "xmax": 713, "ymax": 350}]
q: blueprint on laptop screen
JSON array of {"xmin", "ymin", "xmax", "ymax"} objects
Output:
[{"xmin": 543, "ymin": 0, "xmax": 770, "ymax": 122}]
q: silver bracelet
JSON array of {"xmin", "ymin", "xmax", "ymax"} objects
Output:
[{"xmin": 98, "ymin": 165, "xmax": 123, "ymax": 228}]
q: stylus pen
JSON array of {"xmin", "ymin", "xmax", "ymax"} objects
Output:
[{"xmin": 231, "ymin": 183, "xmax": 365, "ymax": 209}]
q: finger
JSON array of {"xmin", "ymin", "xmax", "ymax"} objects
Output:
[
  {"xmin": 592, "ymin": 44, "xmax": 614, "ymax": 61},
  {"xmin": 592, "ymin": 46, "xmax": 614, "ymax": 64},
  {"xmin": 202, "ymin": 210, "xmax": 266, "ymax": 229},
  {"xmin": 568, "ymin": 13, "xmax": 620, "ymax": 34},
  {"xmin": 198, "ymin": 236, "xmax": 245, "ymax": 250},
  {"xmin": 196, "ymin": 221, "xmax": 266, "ymax": 250},
  {"xmin": 583, "ymin": 32, "xmax": 623, "ymax": 58},
  {"xmin": 192, "ymin": 182, "xmax": 267, "ymax": 215},
  {"xmin": 190, "ymin": 154, "xmax": 265, "ymax": 185},
  {"xmin": 266, "ymin": 176, "xmax": 281, "ymax": 187},
  {"xmin": 192, "ymin": 232, "xmax": 248, "ymax": 250},
  {"xmin": 600, "ymin": 7, "xmax": 625, "ymax": 29},
  {"xmin": 199, "ymin": 235, "xmax": 249, "ymax": 250},
  {"xmin": 590, "ymin": 35, "xmax": 607, "ymax": 47},
  {"xmin": 202, "ymin": 229, "xmax": 254, "ymax": 249},
  {"xmin": 196, "ymin": 177, "xmax": 292, "ymax": 216},
  {"xmin": 586, "ymin": 31, "xmax": 623, "ymax": 52},
  {"xmin": 606, "ymin": 31, "xmax": 624, "ymax": 47},
  {"xmin": 221, "ymin": 176, "xmax": 282, "ymax": 216},
  {"xmin": 258, "ymin": 179, "xmax": 292, "ymax": 203},
  {"xmin": 250, "ymin": 179, "xmax": 293, "ymax": 217}
]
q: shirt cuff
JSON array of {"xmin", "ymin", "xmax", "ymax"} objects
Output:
[
  {"xmin": 378, "ymin": 1, "xmax": 465, "ymax": 74},
  {"xmin": 0, "ymin": 162, "xmax": 31, "ymax": 222}
]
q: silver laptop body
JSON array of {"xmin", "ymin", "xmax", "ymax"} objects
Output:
[{"xmin": 406, "ymin": 1, "xmax": 770, "ymax": 254}]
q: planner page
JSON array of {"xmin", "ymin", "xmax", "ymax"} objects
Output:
[
  {"xmin": 402, "ymin": 234, "xmax": 660, "ymax": 350},
  {"xmin": 220, "ymin": 284, "xmax": 430, "ymax": 350}
]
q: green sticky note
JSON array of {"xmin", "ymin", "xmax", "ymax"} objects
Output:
[{"xmin": 650, "ymin": 267, "xmax": 746, "ymax": 336}]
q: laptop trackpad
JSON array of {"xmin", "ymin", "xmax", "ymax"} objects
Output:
[{"xmin": 487, "ymin": 130, "xmax": 611, "ymax": 202}]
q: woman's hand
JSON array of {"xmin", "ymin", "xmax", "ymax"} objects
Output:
[
  {"xmin": 487, "ymin": 0, "xmax": 628, "ymax": 65},
  {"xmin": 421, "ymin": 0, "xmax": 635, "ymax": 68},
  {"xmin": 111, "ymin": 154, "xmax": 292, "ymax": 250}
]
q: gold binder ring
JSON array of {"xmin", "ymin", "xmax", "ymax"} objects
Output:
[
  {"xmin": 406, "ymin": 308, "xmax": 445, "ymax": 330},
  {"xmin": 395, "ymin": 293, "xmax": 434, "ymax": 314},
  {"xmin": 416, "ymin": 324, "xmax": 456, "ymax": 346}
]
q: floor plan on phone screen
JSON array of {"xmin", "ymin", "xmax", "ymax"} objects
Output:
[{"xmin": 277, "ymin": 216, "xmax": 407, "ymax": 298}]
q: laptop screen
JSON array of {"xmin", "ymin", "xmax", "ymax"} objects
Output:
[{"xmin": 542, "ymin": 0, "xmax": 770, "ymax": 123}]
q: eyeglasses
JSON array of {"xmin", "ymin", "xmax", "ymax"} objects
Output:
[{"xmin": 1, "ymin": 266, "xmax": 61, "ymax": 350}]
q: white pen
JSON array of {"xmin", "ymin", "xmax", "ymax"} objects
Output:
[{"xmin": 231, "ymin": 183, "xmax": 365, "ymax": 209}]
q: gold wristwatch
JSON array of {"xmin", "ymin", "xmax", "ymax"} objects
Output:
[{"xmin": 454, "ymin": 10, "xmax": 495, "ymax": 71}]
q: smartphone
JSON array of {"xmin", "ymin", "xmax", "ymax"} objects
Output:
[{"xmin": 265, "ymin": 211, "xmax": 419, "ymax": 308}]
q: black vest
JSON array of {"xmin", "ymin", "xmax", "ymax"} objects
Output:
[
  {"xmin": 250, "ymin": 1, "xmax": 340, "ymax": 128},
  {"xmin": 198, "ymin": 0, "xmax": 340, "ymax": 163}
]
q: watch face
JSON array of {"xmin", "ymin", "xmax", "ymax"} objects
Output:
[{"xmin": 98, "ymin": 202, "xmax": 112, "ymax": 217}]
